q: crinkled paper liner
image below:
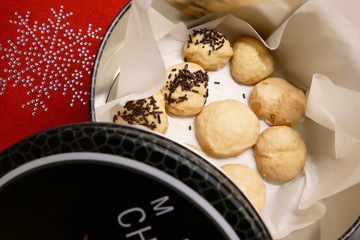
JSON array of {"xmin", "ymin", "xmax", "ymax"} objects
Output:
[{"xmin": 95, "ymin": 0, "xmax": 360, "ymax": 238}]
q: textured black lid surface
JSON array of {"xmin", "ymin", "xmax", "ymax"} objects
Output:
[{"xmin": 0, "ymin": 122, "xmax": 272, "ymax": 239}]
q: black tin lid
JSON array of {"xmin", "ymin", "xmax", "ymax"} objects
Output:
[{"xmin": 0, "ymin": 122, "xmax": 271, "ymax": 239}]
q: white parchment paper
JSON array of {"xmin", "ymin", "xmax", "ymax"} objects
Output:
[{"xmin": 95, "ymin": 0, "xmax": 360, "ymax": 238}]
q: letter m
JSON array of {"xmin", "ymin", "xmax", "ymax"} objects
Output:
[{"xmin": 150, "ymin": 195, "xmax": 174, "ymax": 216}]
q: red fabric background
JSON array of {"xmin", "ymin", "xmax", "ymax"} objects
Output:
[{"xmin": 0, "ymin": 0, "xmax": 130, "ymax": 151}]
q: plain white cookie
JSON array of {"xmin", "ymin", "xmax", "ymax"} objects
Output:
[
  {"xmin": 250, "ymin": 77, "xmax": 307, "ymax": 126},
  {"xmin": 113, "ymin": 91, "xmax": 169, "ymax": 134},
  {"xmin": 254, "ymin": 126, "xmax": 306, "ymax": 182},
  {"xmin": 185, "ymin": 143, "xmax": 208, "ymax": 157},
  {"xmin": 183, "ymin": 28, "xmax": 233, "ymax": 71},
  {"xmin": 161, "ymin": 62, "xmax": 209, "ymax": 116},
  {"xmin": 221, "ymin": 163, "xmax": 266, "ymax": 213},
  {"xmin": 165, "ymin": 0, "xmax": 263, "ymax": 18},
  {"xmin": 195, "ymin": 99, "xmax": 260, "ymax": 158},
  {"xmin": 230, "ymin": 37, "xmax": 274, "ymax": 85}
]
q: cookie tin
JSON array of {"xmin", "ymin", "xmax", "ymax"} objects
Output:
[
  {"xmin": 1, "ymin": 1, "xmax": 359, "ymax": 239},
  {"xmin": 0, "ymin": 122, "xmax": 271, "ymax": 239}
]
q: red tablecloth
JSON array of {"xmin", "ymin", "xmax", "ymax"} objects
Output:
[{"xmin": 0, "ymin": 0, "xmax": 131, "ymax": 152}]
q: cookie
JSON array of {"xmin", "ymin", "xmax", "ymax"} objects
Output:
[
  {"xmin": 113, "ymin": 91, "xmax": 169, "ymax": 134},
  {"xmin": 165, "ymin": 0, "xmax": 262, "ymax": 18},
  {"xmin": 230, "ymin": 37, "xmax": 274, "ymax": 85},
  {"xmin": 183, "ymin": 28, "xmax": 233, "ymax": 71},
  {"xmin": 249, "ymin": 77, "xmax": 307, "ymax": 126},
  {"xmin": 221, "ymin": 163, "xmax": 266, "ymax": 213},
  {"xmin": 195, "ymin": 99, "xmax": 260, "ymax": 158},
  {"xmin": 161, "ymin": 62, "xmax": 209, "ymax": 116},
  {"xmin": 185, "ymin": 143, "xmax": 208, "ymax": 157},
  {"xmin": 254, "ymin": 126, "xmax": 306, "ymax": 182}
]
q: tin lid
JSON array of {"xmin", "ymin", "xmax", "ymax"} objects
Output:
[{"xmin": 0, "ymin": 122, "xmax": 271, "ymax": 239}]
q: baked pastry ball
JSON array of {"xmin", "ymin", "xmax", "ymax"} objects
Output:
[
  {"xmin": 195, "ymin": 99, "xmax": 260, "ymax": 158},
  {"xmin": 165, "ymin": 0, "xmax": 262, "ymax": 18},
  {"xmin": 249, "ymin": 77, "xmax": 307, "ymax": 126},
  {"xmin": 113, "ymin": 91, "xmax": 169, "ymax": 134},
  {"xmin": 221, "ymin": 164, "xmax": 266, "ymax": 213},
  {"xmin": 161, "ymin": 62, "xmax": 209, "ymax": 116},
  {"xmin": 185, "ymin": 143, "xmax": 208, "ymax": 157},
  {"xmin": 183, "ymin": 28, "xmax": 233, "ymax": 71},
  {"xmin": 254, "ymin": 126, "xmax": 306, "ymax": 182},
  {"xmin": 230, "ymin": 37, "xmax": 274, "ymax": 85}
]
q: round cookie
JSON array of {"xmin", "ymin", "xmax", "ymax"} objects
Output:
[
  {"xmin": 221, "ymin": 164, "xmax": 266, "ymax": 213},
  {"xmin": 162, "ymin": 62, "xmax": 209, "ymax": 116},
  {"xmin": 183, "ymin": 28, "xmax": 233, "ymax": 71},
  {"xmin": 249, "ymin": 77, "xmax": 307, "ymax": 126},
  {"xmin": 113, "ymin": 91, "xmax": 169, "ymax": 134},
  {"xmin": 230, "ymin": 37, "xmax": 274, "ymax": 85},
  {"xmin": 254, "ymin": 126, "xmax": 306, "ymax": 182},
  {"xmin": 165, "ymin": 0, "xmax": 263, "ymax": 18},
  {"xmin": 185, "ymin": 143, "xmax": 208, "ymax": 157},
  {"xmin": 195, "ymin": 99, "xmax": 260, "ymax": 158}
]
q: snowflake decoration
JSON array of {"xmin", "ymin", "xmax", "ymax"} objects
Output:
[{"xmin": 0, "ymin": 5, "xmax": 103, "ymax": 116}]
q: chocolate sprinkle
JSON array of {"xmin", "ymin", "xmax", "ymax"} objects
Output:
[
  {"xmin": 165, "ymin": 64, "xmax": 209, "ymax": 105},
  {"xmin": 113, "ymin": 96, "xmax": 162, "ymax": 131},
  {"xmin": 187, "ymin": 28, "xmax": 228, "ymax": 56},
  {"xmin": 188, "ymin": 34, "xmax": 193, "ymax": 43}
]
